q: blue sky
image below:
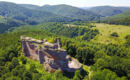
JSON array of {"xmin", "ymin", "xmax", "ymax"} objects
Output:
[{"xmin": 0, "ymin": 0, "xmax": 129, "ymax": 7}]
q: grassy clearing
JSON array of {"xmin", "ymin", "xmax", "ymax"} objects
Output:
[{"xmin": 91, "ymin": 23, "xmax": 130, "ymax": 44}]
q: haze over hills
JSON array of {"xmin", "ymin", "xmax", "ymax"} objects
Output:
[
  {"xmin": 101, "ymin": 10, "xmax": 130, "ymax": 25},
  {"xmin": 20, "ymin": 4, "xmax": 101, "ymax": 21},
  {"xmin": 0, "ymin": 1, "xmax": 130, "ymax": 33},
  {"xmin": 20, "ymin": 3, "xmax": 130, "ymax": 20},
  {"xmin": 1, "ymin": 1, "xmax": 130, "ymax": 23},
  {"xmin": 87, "ymin": 6, "xmax": 130, "ymax": 17},
  {"xmin": 103, "ymin": 10, "xmax": 130, "ymax": 20}
]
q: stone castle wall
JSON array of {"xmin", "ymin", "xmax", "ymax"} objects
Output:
[{"xmin": 21, "ymin": 36, "xmax": 82, "ymax": 72}]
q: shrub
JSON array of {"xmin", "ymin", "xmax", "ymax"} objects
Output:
[{"xmin": 111, "ymin": 32, "xmax": 119, "ymax": 37}]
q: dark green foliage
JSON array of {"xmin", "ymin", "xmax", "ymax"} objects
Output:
[
  {"xmin": 94, "ymin": 56, "xmax": 130, "ymax": 79},
  {"xmin": 125, "ymin": 35, "xmax": 130, "ymax": 47},
  {"xmin": 13, "ymin": 22, "xmax": 99, "ymax": 41},
  {"xmin": 104, "ymin": 44, "xmax": 128, "ymax": 57},
  {"xmin": 111, "ymin": 32, "xmax": 119, "ymax": 37},
  {"xmin": 73, "ymin": 70, "xmax": 82, "ymax": 80},
  {"xmin": 20, "ymin": 56, "xmax": 27, "ymax": 64},
  {"xmin": 23, "ymin": 71, "xmax": 32, "ymax": 80},
  {"xmin": 82, "ymin": 29, "xmax": 99, "ymax": 41},
  {"xmin": 70, "ymin": 22, "xmax": 96, "ymax": 28},
  {"xmin": 39, "ymin": 22, "xmax": 89, "ymax": 38},
  {"xmin": 66, "ymin": 42, "xmax": 96, "ymax": 65},
  {"xmin": 60, "ymin": 37, "xmax": 130, "ymax": 79},
  {"xmin": 90, "ymin": 69, "xmax": 127, "ymax": 80}
]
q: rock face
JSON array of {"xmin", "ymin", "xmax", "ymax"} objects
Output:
[{"xmin": 21, "ymin": 36, "xmax": 82, "ymax": 72}]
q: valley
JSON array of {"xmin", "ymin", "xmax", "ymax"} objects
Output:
[{"xmin": 0, "ymin": 1, "xmax": 130, "ymax": 80}]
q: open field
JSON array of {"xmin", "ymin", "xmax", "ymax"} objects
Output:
[{"xmin": 91, "ymin": 23, "xmax": 130, "ymax": 44}]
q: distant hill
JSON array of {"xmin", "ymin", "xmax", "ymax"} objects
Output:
[
  {"xmin": 101, "ymin": 10, "xmax": 130, "ymax": 25},
  {"xmin": 0, "ymin": 2, "xmax": 73, "ymax": 24},
  {"xmin": 25, "ymin": 4, "xmax": 101, "ymax": 21},
  {"xmin": 87, "ymin": 6, "xmax": 130, "ymax": 17},
  {"xmin": 0, "ymin": 2, "xmax": 76, "ymax": 33},
  {"xmin": 103, "ymin": 10, "xmax": 130, "ymax": 20}
]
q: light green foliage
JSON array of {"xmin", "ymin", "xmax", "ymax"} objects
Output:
[
  {"xmin": 90, "ymin": 69, "xmax": 127, "ymax": 80},
  {"xmin": 91, "ymin": 23, "xmax": 130, "ymax": 44}
]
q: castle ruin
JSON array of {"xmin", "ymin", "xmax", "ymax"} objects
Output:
[{"xmin": 21, "ymin": 36, "xmax": 82, "ymax": 73}]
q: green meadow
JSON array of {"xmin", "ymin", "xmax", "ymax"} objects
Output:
[{"xmin": 91, "ymin": 23, "xmax": 130, "ymax": 44}]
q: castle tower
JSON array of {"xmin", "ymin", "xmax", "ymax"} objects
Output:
[{"xmin": 57, "ymin": 38, "xmax": 61, "ymax": 50}]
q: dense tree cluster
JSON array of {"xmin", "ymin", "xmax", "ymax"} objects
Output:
[
  {"xmin": 125, "ymin": 35, "xmax": 130, "ymax": 47},
  {"xmin": 13, "ymin": 22, "xmax": 99, "ymax": 41},
  {"xmin": 70, "ymin": 22, "xmax": 96, "ymax": 28},
  {"xmin": 60, "ymin": 38, "xmax": 130, "ymax": 79}
]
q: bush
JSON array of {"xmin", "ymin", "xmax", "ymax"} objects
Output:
[{"xmin": 111, "ymin": 32, "xmax": 119, "ymax": 37}]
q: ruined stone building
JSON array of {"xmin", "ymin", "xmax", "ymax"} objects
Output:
[{"xmin": 21, "ymin": 36, "xmax": 82, "ymax": 73}]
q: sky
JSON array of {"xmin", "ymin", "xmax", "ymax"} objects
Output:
[{"xmin": 0, "ymin": 0, "xmax": 129, "ymax": 7}]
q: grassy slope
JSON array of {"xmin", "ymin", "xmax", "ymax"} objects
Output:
[{"xmin": 91, "ymin": 23, "xmax": 130, "ymax": 44}]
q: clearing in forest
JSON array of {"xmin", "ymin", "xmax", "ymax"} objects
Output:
[{"xmin": 91, "ymin": 23, "xmax": 130, "ymax": 44}]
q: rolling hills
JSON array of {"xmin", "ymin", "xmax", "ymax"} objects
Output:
[
  {"xmin": 0, "ymin": 1, "xmax": 130, "ymax": 34},
  {"xmin": 103, "ymin": 10, "xmax": 130, "ymax": 20},
  {"xmin": 87, "ymin": 6, "xmax": 130, "ymax": 17},
  {"xmin": 20, "ymin": 4, "xmax": 101, "ymax": 21},
  {"xmin": 0, "ymin": 2, "xmax": 73, "ymax": 23},
  {"xmin": 101, "ymin": 10, "xmax": 130, "ymax": 25}
]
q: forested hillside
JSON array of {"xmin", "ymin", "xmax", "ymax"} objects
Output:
[
  {"xmin": 101, "ymin": 10, "xmax": 130, "ymax": 25},
  {"xmin": 0, "ymin": 1, "xmax": 130, "ymax": 80},
  {"xmin": 0, "ymin": 22, "xmax": 130, "ymax": 80},
  {"xmin": 13, "ymin": 22, "xmax": 99, "ymax": 41},
  {"xmin": 87, "ymin": 6, "xmax": 130, "ymax": 17},
  {"xmin": 0, "ymin": 17, "xmax": 25, "ymax": 33},
  {"xmin": 21, "ymin": 4, "xmax": 101, "ymax": 21},
  {"xmin": 0, "ymin": 2, "xmax": 73, "ymax": 23}
]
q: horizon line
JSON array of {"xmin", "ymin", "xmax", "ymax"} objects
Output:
[{"xmin": 0, "ymin": 1, "xmax": 130, "ymax": 8}]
